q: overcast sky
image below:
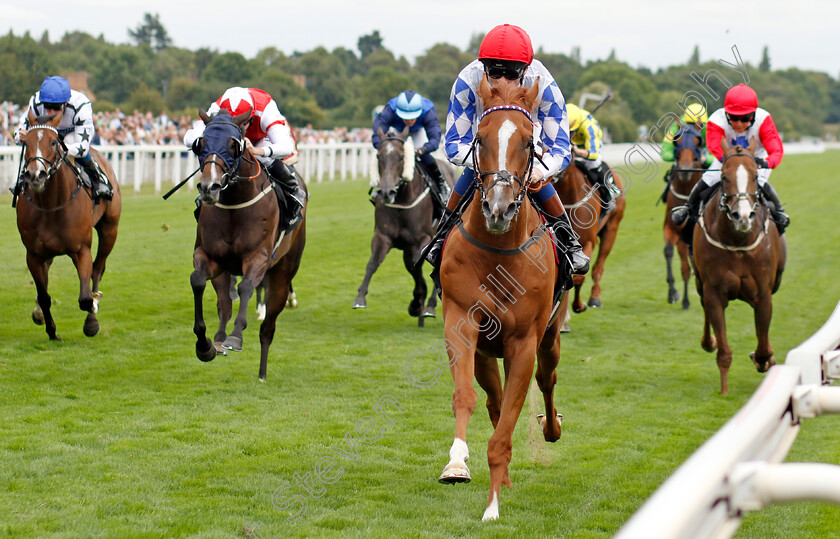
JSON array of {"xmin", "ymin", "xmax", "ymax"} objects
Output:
[{"xmin": 3, "ymin": 1, "xmax": 835, "ymax": 77}]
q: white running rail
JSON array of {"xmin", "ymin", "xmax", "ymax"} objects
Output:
[
  {"xmin": 0, "ymin": 143, "xmax": 377, "ymax": 194},
  {"xmin": 617, "ymin": 299, "xmax": 840, "ymax": 538}
]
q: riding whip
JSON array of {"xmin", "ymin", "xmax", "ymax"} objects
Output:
[{"xmin": 162, "ymin": 167, "xmax": 201, "ymax": 200}]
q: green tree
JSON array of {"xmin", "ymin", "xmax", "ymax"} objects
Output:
[
  {"xmin": 759, "ymin": 46, "xmax": 771, "ymax": 73},
  {"xmin": 413, "ymin": 43, "xmax": 471, "ymax": 118},
  {"xmin": 128, "ymin": 13, "xmax": 172, "ymax": 51},
  {"xmin": 0, "ymin": 31, "xmax": 57, "ymax": 104},
  {"xmin": 296, "ymin": 47, "xmax": 350, "ymax": 110},
  {"xmin": 199, "ymin": 52, "xmax": 256, "ymax": 85},
  {"xmin": 357, "ymin": 30, "xmax": 383, "ymax": 59},
  {"xmin": 578, "ymin": 61, "xmax": 660, "ymax": 124},
  {"xmin": 357, "ymin": 66, "xmax": 412, "ymax": 120},
  {"xmin": 124, "ymin": 83, "xmax": 166, "ymax": 115},
  {"xmin": 538, "ymin": 50, "xmax": 584, "ymax": 97},
  {"xmin": 688, "ymin": 45, "xmax": 700, "ymax": 67}
]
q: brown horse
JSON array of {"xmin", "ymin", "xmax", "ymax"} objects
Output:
[
  {"xmin": 663, "ymin": 124, "xmax": 703, "ymax": 309},
  {"xmin": 190, "ymin": 109, "xmax": 306, "ymax": 380},
  {"xmin": 553, "ymin": 159, "xmax": 625, "ymax": 314},
  {"xmin": 353, "ymin": 127, "xmax": 455, "ymax": 326},
  {"xmin": 16, "ymin": 109, "xmax": 121, "ymax": 340},
  {"xmin": 437, "ymin": 77, "xmax": 569, "ymax": 521},
  {"xmin": 692, "ymin": 138, "xmax": 786, "ymax": 395}
]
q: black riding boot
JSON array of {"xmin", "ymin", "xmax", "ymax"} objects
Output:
[
  {"xmin": 81, "ymin": 158, "xmax": 112, "ymax": 200},
  {"xmin": 760, "ymin": 182, "xmax": 790, "ymax": 234},
  {"xmin": 671, "ymin": 180, "xmax": 713, "ymax": 227},
  {"xmin": 541, "ymin": 195, "xmax": 589, "ymax": 275},
  {"xmin": 422, "ymin": 159, "xmax": 450, "ymax": 221},
  {"xmin": 584, "ymin": 162, "xmax": 615, "ymax": 213},
  {"xmin": 268, "ymin": 160, "xmax": 306, "ymax": 230},
  {"xmin": 660, "ymin": 168, "xmax": 673, "ymax": 204}
]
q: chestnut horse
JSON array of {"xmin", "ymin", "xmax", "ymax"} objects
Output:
[
  {"xmin": 191, "ymin": 110, "xmax": 306, "ymax": 380},
  {"xmin": 663, "ymin": 124, "xmax": 703, "ymax": 309},
  {"xmin": 553, "ymin": 159, "xmax": 625, "ymax": 314},
  {"xmin": 352, "ymin": 127, "xmax": 455, "ymax": 326},
  {"xmin": 692, "ymin": 139, "xmax": 786, "ymax": 395},
  {"xmin": 16, "ymin": 109, "xmax": 121, "ymax": 341},
  {"xmin": 437, "ymin": 77, "xmax": 570, "ymax": 521}
]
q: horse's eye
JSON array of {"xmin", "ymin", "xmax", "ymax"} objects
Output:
[{"xmin": 229, "ymin": 137, "xmax": 242, "ymax": 158}]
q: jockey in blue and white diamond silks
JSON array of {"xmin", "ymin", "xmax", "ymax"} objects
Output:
[{"xmin": 425, "ymin": 23, "xmax": 588, "ymax": 275}]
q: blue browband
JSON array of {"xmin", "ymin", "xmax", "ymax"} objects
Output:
[{"xmin": 480, "ymin": 105, "xmax": 534, "ymax": 125}]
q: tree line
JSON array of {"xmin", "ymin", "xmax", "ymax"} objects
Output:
[{"xmin": 1, "ymin": 15, "xmax": 838, "ymax": 142}]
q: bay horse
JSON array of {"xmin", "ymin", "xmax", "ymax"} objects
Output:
[
  {"xmin": 191, "ymin": 109, "xmax": 306, "ymax": 380},
  {"xmin": 692, "ymin": 138, "xmax": 786, "ymax": 395},
  {"xmin": 437, "ymin": 77, "xmax": 570, "ymax": 521},
  {"xmin": 553, "ymin": 158, "xmax": 625, "ymax": 314},
  {"xmin": 16, "ymin": 109, "xmax": 121, "ymax": 341},
  {"xmin": 663, "ymin": 124, "xmax": 703, "ymax": 309},
  {"xmin": 352, "ymin": 126, "xmax": 454, "ymax": 326}
]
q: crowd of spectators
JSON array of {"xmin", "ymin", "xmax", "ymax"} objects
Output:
[{"xmin": 0, "ymin": 102, "xmax": 374, "ymax": 148}]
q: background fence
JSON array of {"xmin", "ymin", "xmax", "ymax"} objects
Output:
[
  {"xmin": 617, "ymin": 299, "xmax": 840, "ymax": 538},
  {"xmin": 0, "ymin": 140, "xmax": 829, "ymax": 194}
]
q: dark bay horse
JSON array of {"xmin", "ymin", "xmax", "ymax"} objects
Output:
[
  {"xmin": 553, "ymin": 159, "xmax": 625, "ymax": 314},
  {"xmin": 663, "ymin": 124, "xmax": 703, "ymax": 309},
  {"xmin": 352, "ymin": 126, "xmax": 454, "ymax": 326},
  {"xmin": 191, "ymin": 109, "xmax": 307, "ymax": 380},
  {"xmin": 692, "ymin": 139, "xmax": 786, "ymax": 395},
  {"xmin": 16, "ymin": 109, "xmax": 121, "ymax": 340},
  {"xmin": 437, "ymin": 77, "xmax": 569, "ymax": 521}
]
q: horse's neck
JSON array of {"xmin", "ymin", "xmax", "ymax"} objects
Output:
[
  {"xmin": 556, "ymin": 167, "xmax": 587, "ymax": 201},
  {"xmin": 463, "ymin": 194, "xmax": 538, "ymax": 249},
  {"xmin": 396, "ymin": 170, "xmax": 425, "ymax": 202},
  {"xmin": 220, "ymin": 167, "xmax": 266, "ymax": 203}
]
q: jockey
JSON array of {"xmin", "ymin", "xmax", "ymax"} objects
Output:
[
  {"xmin": 15, "ymin": 76, "xmax": 112, "ymax": 200},
  {"xmin": 672, "ymin": 84, "xmax": 790, "ymax": 234},
  {"xmin": 425, "ymin": 23, "xmax": 589, "ymax": 275},
  {"xmin": 184, "ymin": 87, "xmax": 306, "ymax": 230},
  {"xmin": 372, "ymin": 90, "xmax": 449, "ymax": 214},
  {"xmin": 566, "ymin": 103, "xmax": 615, "ymax": 213},
  {"xmin": 659, "ymin": 103, "xmax": 714, "ymax": 203}
]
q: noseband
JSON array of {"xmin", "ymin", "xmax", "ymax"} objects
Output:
[
  {"xmin": 23, "ymin": 125, "xmax": 67, "ymax": 181},
  {"xmin": 471, "ymin": 105, "xmax": 538, "ymax": 217}
]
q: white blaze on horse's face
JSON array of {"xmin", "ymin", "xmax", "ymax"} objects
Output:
[
  {"xmin": 487, "ymin": 119, "xmax": 517, "ymax": 222},
  {"xmin": 735, "ymin": 163, "xmax": 753, "ymax": 228},
  {"xmin": 35, "ymin": 131, "xmax": 45, "ymax": 172}
]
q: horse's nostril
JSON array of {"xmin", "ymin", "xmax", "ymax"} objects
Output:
[{"xmin": 209, "ymin": 184, "xmax": 221, "ymax": 193}]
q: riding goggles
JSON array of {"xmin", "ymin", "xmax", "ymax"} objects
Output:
[
  {"xmin": 726, "ymin": 112, "xmax": 755, "ymax": 124},
  {"xmin": 483, "ymin": 60, "xmax": 528, "ymax": 81},
  {"xmin": 43, "ymin": 102, "xmax": 64, "ymax": 111}
]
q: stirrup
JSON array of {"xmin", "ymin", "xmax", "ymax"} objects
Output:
[
  {"xmin": 671, "ymin": 205, "xmax": 690, "ymax": 226},
  {"xmin": 570, "ymin": 250, "xmax": 590, "ymax": 275}
]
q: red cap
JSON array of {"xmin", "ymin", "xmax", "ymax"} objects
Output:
[
  {"xmin": 478, "ymin": 24, "xmax": 534, "ymax": 65},
  {"xmin": 724, "ymin": 84, "xmax": 758, "ymax": 115}
]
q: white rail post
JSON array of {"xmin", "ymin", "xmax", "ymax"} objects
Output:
[{"xmin": 133, "ymin": 148, "xmax": 142, "ymax": 193}]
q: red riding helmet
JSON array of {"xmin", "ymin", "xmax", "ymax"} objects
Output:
[
  {"xmin": 724, "ymin": 84, "xmax": 758, "ymax": 115},
  {"xmin": 478, "ymin": 24, "xmax": 534, "ymax": 65},
  {"xmin": 217, "ymin": 87, "xmax": 254, "ymax": 118}
]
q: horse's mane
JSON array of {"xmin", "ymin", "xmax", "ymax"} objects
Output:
[
  {"xmin": 34, "ymin": 112, "xmax": 60, "ymax": 125},
  {"xmin": 484, "ymin": 84, "xmax": 531, "ymax": 110}
]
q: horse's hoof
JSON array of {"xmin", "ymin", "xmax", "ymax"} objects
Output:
[
  {"xmin": 422, "ymin": 307, "xmax": 436, "ymax": 318},
  {"xmin": 702, "ymin": 336, "xmax": 717, "ymax": 353},
  {"xmin": 560, "ymin": 322, "xmax": 571, "ymax": 333},
  {"xmin": 668, "ymin": 290, "xmax": 680, "ymax": 304},
  {"xmin": 32, "ymin": 307, "xmax": 44, "ymax": 325},
  {"xmin": 572, "ymin": 303, "xmax": 587, "ymax": 314},
  {"xmin": 352, "ymin": 300, "xmax": 367, "ymax": 309},
  {"xmin": 438, "ymin": 463, "xmax": 471, "ymax": 484},
  {"xmin": 682, "ymin": 298, "xmax": 690, "ymax": 310},
  {"xmin": 256, "ymin": 303, "xmax": 266, "ymax": 321},
  {"xmin": 222, "ymin": 336, "xmax": 243, "ymax": 352},
  {"xmin": 408, "ymin": 300, "xmax": 423, "ymax": 317},
  {"xmin": 287, "ymin": 292, "xmax": 297, "ymax": 308},
  {"xmin": 83, "ymin": 314, "xmax": 99, "ymax": 337},
  {"xmin": 50, "ymin": 334, "xmax": 62, "ymax": 342},
  {"xmin": 750, "ymin": 352, "xmax": 775, "ymax": 373},
  {"xmin": 213, "ymin": 342, "xmax": 228, "ymax": 355},
  {"xmin": 196, "ymin": 339, "xmax": 216, "ymax": 362},
  {"xmin": 587, "ymin": 297, "xmax": 602, "ymax": 308}
]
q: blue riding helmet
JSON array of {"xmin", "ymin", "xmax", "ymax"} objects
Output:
[
  {"xmin": 395, "ymin": 91, "xmax": 423, "ymax": 120},
  {"xmin": 40, "ymin": 76, "xmax": 71, "ymax": 104}
]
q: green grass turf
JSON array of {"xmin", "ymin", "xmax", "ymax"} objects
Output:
[{"xmin": 0, "ymin": 151, "xmax": 838, "ymax": 537}]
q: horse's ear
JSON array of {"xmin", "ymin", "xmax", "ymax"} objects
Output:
[
  {"xmin": 399, "ymin": 125, "xmax": 409, "ymax": 139},
  {"xmin": 478, "ymin": 73, "xmax": 492, "ymax": 103},
  {"xmin": 48, "ymin": 110, "xmax": 62, "ymax": 127},
  {"xmin": 199, "ymin": 108, "xmax": 211, "ymax": 124},
  {"xmin": 721, "ymin": 137, "xmax": 730, "ymax": 155},
  {"xmin": 233, "ymin": 108, "xmax": 252, "ymax": 126},
  {"xmin": 27, "ymin": 108, "xmax": 36, "ymax": 126},
  {"xmin": 747, "ymin": 136, "xmax": 757, "ymax": 155},
  {"xmin": 376, "ymin": 126, "xmax": 385, "ymax": 140},
  {"xmin": 525, "ymin": 76, "xmax": 540, "ymax": 112}
]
